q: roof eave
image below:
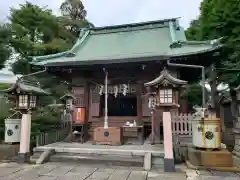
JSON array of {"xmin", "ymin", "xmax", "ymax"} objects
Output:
[
  {"xmin": 169, "ymin": 45, "xmax": 222, "ymax": 58},
  {"xmin": 31, "ymin": 55, "xmax": 169, "ymax": 67}
]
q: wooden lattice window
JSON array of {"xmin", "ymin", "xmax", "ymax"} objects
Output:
[
  {"xmin": 19, "ymin": 95, "xmax": 28, "ymax": 108},
  {"xmin": 159, "ymin": 89, "xmax": 173, "ymax": 104},
  {"xmin": 73, "ymin": 95, "xmax": 85, "ymax": 107}
]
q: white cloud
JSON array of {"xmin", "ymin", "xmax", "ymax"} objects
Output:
[{"xmin": 1, "ymin": 0, "xmax": 202, "ymax": 28}]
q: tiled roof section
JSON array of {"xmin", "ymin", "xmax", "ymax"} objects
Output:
[{"xmin": 31, "ymin": 18, "xmax": 222, "ymax": 66}]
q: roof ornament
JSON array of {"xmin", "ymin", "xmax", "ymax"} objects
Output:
[{"xmin": 64, "ymin": 52, "xmax": 76, "ymax": 57}]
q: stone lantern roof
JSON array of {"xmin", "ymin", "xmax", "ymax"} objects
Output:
[
  {"xmin": 144, "ymin": 68, "xmax": 187, "ymax": 87},
  {"xmin": 1, "ymin": 79, "xmax": 50, "ymax": 95},
  {"xmin": 60, "ymin": 92, "xmax": 76, "ymax": 101}
]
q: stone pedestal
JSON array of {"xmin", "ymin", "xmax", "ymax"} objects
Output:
[
  {"xmin": 18, "ymin": 113, "xmax": 31, "ymax": 163},
  {"xmin": 188, "ymin": 147, "xmax": 233, "ymax": 167}
]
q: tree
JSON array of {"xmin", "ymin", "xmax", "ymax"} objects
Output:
[
  {"xmin": 0, "ymin": 24, "xmax": 12, "ymax": 69},
  {"xmin": 186, "ymin": 0, "xmax": 240, "ymax": 86},
  {"xmin": 185, "ymin": 19, "xmax": 201, "ymax": 41},
  {"xmin": 60, "ymin": 0, "xmax": 94, "ymax": 38},
  {"xmin": 8, "ymin": 1, "xmax": 93, "ymax": 105},
  {"xmin": 185, "ymin": 0, "xmax": 240, "ymax": 113},
  {"xmin": 9, "ymin": 2, "xmax": 75, "ymax": 74}
]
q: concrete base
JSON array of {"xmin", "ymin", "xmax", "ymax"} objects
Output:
[
  {"xmin": 17, "ymin": 152, "xmax": 30, "ymax": 164},
  {"xmin": 188, "ymin": 147, "xmax": 233, "ymax": 167},
  {"xmin": 164, "ymin": 158, "xmax": 175, "ymax": 172},
  {"xmin": 0, "ymin": 144, "xmax": 20, "ymax": 161}
]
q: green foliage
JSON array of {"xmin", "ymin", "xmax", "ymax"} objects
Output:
[
  {"xmin": 9, "ymin": 2, "xmax": 75, "ymax": 74},
  {"xmin": 32, "ymin": 106, "xmax": 62, "ymax": 132},
  {"xmin": 60, "ymin": 0, "xmax": 94, "ymax": 37},
  {"xmin": 181, "ymin": 83, "xmax": 203, "ymax": 107},
  {"xmin": 185, "ymin": 0, "xmax": 240, "ymax": 87},
  {"xmin": 0, "ymin": 83, "xmax": 11, "ymax": 90},
  {"xmin": 0, "ymin": 24, "xmax": 12, "ymax": 69},
  {"xmin": 0, "ymin": 1, "xmax": 93, "ymax": 140},
  {"xmin": 8, "ymin": 1, "xmax": 84, "ymax": 105}
]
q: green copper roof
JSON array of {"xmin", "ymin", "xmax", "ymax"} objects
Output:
[{"xmin": 31, "ymin": 18, "xmax": 222, "ymax": 66}]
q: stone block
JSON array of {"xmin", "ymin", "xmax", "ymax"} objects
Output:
[
  {"xmin": 144, "ymin": 152, "xmax": 151, "ymax": 171},
  {"xmin": 36, "ymin": 149, "xmax": 55, "ymax": 164}
]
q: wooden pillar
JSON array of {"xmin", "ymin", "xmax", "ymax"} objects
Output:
[
  {"xmin": 136, "ymin": 83, "xmax": 143, "ymax": 125},
  {"xmin": 84, "ymin": 80, "xmax": 90, "ymax": 124}
]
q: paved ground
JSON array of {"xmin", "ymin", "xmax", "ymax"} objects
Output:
[
  {"xmin": 0, "ymin": 162, "xmax": 240, "ymax": 180},
  {"xmin": 0, "ymin": 162, "xmax": 186, "ymax": 180},
  {"xmin": 185, "ymin": 169, "xmax": 240, "ymax": 180}
]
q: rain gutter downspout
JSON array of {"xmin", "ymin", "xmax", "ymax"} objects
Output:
[{"xmin": 167, "ymin": 60, "xmax": 206, "ymax": 108}]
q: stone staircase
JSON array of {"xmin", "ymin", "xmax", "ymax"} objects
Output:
[{"xmin": 30, "ymin": 143, "xmax": 165, "ymax": 170}]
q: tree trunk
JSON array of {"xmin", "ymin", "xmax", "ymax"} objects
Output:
[{"xmin": 209, "ymin": 64, "xmax": 220, "ymax": 117}]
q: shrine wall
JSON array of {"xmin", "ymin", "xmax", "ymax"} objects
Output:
[{"xmin": 70, "ymin": 67, "xmax": 186, "ymax": 125}]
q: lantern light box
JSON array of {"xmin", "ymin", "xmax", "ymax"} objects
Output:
[
  {"xmin": 2, "ymin": 79, "xmax": 50, "ymax": 111},
  {"xmin": 144, "ymin": 68, "xmax": 187, "ymax": 107}
]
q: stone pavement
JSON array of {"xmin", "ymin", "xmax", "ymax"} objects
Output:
[
  {"xmin": 185, "ymin": 169, "xmax": 240, "ymax": 180},
  {"xmin": 1, "ymin": 162, "xmax": 240, "ymax": 180},
  {"xmin": 0, "ymin": 162, "xmax": 186, "ymax": 180}
]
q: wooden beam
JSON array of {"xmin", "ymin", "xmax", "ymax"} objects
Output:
[
  {"xmin": 136, "ymin": 83, "xmax": 143, "ymax": 125},
  {"xmin": 84, "ymin": 80, "xmax": 90, "ymax": 124}
]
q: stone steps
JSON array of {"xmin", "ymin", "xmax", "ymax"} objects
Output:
[
  {"xmin": 50, "ymin": 153, "xmax": 144, "ymax": 167},
  {"xmin": 30, "ymin": 145, "xmax": 164, "ymax": 170}
]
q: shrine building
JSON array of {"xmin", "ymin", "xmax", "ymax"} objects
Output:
[{"xmin": 31, "ymin": 18, "xmax": 222, "ymax": 144}]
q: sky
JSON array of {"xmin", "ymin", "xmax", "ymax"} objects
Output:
[
  {"xmin": 0, "ymin": 0, "xmax": 202, "ymax": 28},
  {"xmin": 0, "ymin": 0, "xmax": 202, "ymax": 75}
]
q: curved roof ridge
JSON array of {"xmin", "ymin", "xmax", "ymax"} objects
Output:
[{"xmin": 90, "ymin": 17, "xmax": 180, "ymax": 31}]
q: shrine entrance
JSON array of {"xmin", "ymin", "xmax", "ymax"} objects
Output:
[{"xmin": 100, "ymin": 94, "xmax": 137, "ymax": 117}]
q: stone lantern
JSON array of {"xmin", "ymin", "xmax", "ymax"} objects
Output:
[
  {"xmin": 60, "ymin": 93, "xmax": 76, "ymax": 113},
  {"xmin": 2, "ymin": 79, "xmax": 50, "ymax": 163},
  {"xmin": 60, "ymin": 93, "xmax": 76, "ymax": 141},
  {"xmin": 144, "ymin": 68, "xmax": 187, "ymax": 172},
  {"xmin": 144, "ymin": 68, "xmax": 188, "ymax": 143}
]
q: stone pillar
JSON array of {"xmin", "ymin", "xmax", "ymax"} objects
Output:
[
  {"xmin": 233, "ymin": 86, "xmax": 240, "ymax": 166},
  {"xmin": 18, "ymin": 113, "xmax": 31, "ymax": 163},
  {"xmin": 163, "ymin": 111, "xmax": 175, "ymax": 172}
]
